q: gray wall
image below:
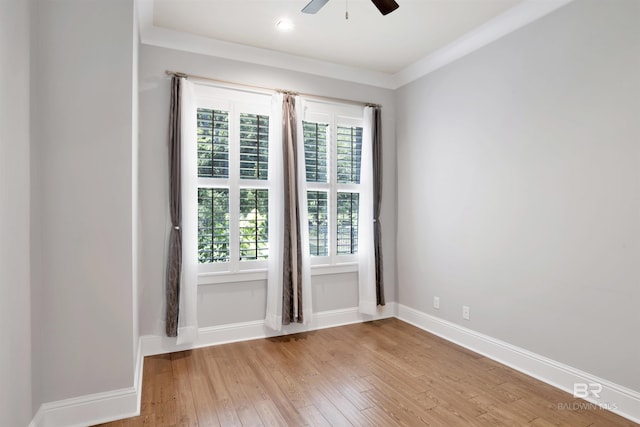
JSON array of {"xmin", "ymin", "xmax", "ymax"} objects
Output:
[
  {"xmin": 396, "ymin": 0, "xmax": 640, "ymax": 391},
  {"xmin": 138, "ymin": 45, "xmax": 397, "ymax": 335},
  {"xmin": 30, "ymin": 0, "xmax": 138, "ymax": 404},
  {"xmin": 0, "ymin": 0, "xmax": 33, "ymax": 424}
]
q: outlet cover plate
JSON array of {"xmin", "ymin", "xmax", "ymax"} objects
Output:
[{"xmin": 462, "ymin": 305, "xmax": 470, "ymax": 320}]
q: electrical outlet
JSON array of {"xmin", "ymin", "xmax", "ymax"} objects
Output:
[
  {"xmin": 433, "ymin": 296, "xmax": 440, "ymax": 309},
  {"xmin": 462, "ymin": 305, "xmax": 470, "ymax": 320}
]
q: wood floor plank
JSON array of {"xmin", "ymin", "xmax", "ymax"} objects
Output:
[
  {"xmin": 171, "ymin": 351, "xmax": 199, "ymax": 426},
  {"xmin": 362, "ymin": 386, "xmax": 437, "ymax": 426},
  {"xmin": 138, "ymin": 355, "xmax": 160, "ymax": 418},
  {"xmin": 297, "ymin": 404, "xmax": 330, "ymax": 427},
  {"xmin": 242, "ymin": 346, "xmax": 309, "ymax": 425},
  {"xmin": 184, "ymin": 349, "xmax": 223, "ymax": 426},
  {"xmin": 220, "ymin": 342, "xmax": 290, "ymax": 427},
  {"xmin": 95, "ymin": 319, "xmax": 638, "ymax": 427},
  {"xmin": 528, "ymin": 416, "xmax": 577, "ymax": 427},
  {"xmin": 261, "ymin": 332, "xmax": 369, "ymax": 426},
  {"xmin": 304, "ymin": 387, "xmax": 353, "ymax": 426},
  {"xmin": 253, "ymin": 399, "xmax": 290, "ymax": 426},
  {"xmin": 360, "ymin": 405, "xmax": 409, "ymax": 426},
  {"xmin": 152, "ymin": 370, "xmax": 178, "ymax": 425},
  {"xmin": 215, "ymin": 346, "xmax": 265, "ymax": 426},
  {"xmin": 362, "ymin": 374, "xmax": 433, "ymax": 413}
]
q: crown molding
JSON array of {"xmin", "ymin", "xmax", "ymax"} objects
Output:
[
  {"xmin": 136, "ymin": 0, "xmax": 574, "ymax": 90},
  {"xmin": 391, "ymin": 0, "xmax": 574, "ymax": 88},
  {"xmin": 135, "ymin": 0, "xmax": 395, "ymax": 89}
]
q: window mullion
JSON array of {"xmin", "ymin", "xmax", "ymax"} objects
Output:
[
  {"xmin": 229, "ymin": 104, "xmax": 240, "ymax": 273},
  {"xmin": 306, "ymin": 182, "xmax": 330, "ymax": 192},
  {"xmin": 335, "ymin": 183, "xmax": 360, "ymax": 193},
  {"xmin": 329, "ymin": 120, "xmax": 337, "ymax": 265},
  {"xmin": 198, "ymin": 177, "xmax": 229, "ymax": 188},
  {"xmin": 239, "ymin": 179, "xmax": 269, "ymax": 190}
]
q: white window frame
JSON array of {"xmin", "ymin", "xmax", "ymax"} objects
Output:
[
  {"xmin": 194, "ymin": 85, "xmax": 273, "ymax": 284},
  {"xmin": 195, "ymin": 90, "xmax": 364, "ymax": 285},
  {"xmin": 301, "ymin": 99, "xmax": 364, "ymax": 269}
]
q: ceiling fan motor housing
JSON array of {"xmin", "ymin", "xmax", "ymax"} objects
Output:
[{"xmin": 302, "ymin": 0, "xmax": 399, "ymax": 16}]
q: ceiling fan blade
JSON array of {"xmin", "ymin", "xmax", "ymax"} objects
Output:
[
  {"xmin": 302, "ymin": 0, "xmax": 330, "ymax": 14},
  {"xmin": 371, "ymin": 0, "xmax": 399, "ymax": 15}
]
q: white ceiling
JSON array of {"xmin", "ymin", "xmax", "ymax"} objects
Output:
[{"xmin": 139, "ymin": 0, "xmax": 573, "ymax": 88}]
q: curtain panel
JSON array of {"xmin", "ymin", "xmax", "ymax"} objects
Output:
[
  {"xmin": 165, "ymin": 76, "xmax": 182, "ymax": 337},
  {"xmin": 358, "ymin": 106, "xmax": 378, "ymax": 315},
  {"xmin": 372, "ymin": 107, "xmax": 385, "ymax": 306},
  {"xmin": 265, "ymin": 94, "xmax": 312, "ymax": 330},
  {"xmin": 281, "ymin": 94, "xmax": 304, "ymax": 324},
  {"xmin": 165, "ymin": 76, "xmax": 199, "ymax": 343},
  {"xmin": 265, "ymin": 93, "xmax": 285, "ymax": 330},
  {"xmin": 358, "ymin": 105, "xmax": 385, "ymax": 312}
]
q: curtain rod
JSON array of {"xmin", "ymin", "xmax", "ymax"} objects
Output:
[{"xmin": 165, "ymin": 70, "xmax": 381, "ymax": 109}]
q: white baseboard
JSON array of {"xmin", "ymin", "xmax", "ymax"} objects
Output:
[
  {"xmin": 397, "ymin": 304, "xmax": 640, "ymax": 424},
  {"xmin": 32, "ymin": 302, "xmax": 638, "ymax": 426},
  {"xmin": 142, "ymin": 303, "xmax": 398, "ymax": 356},
  {"xmin": 29, "ymin": 304, "xmax": 396, "ymax": 426},
  {"xmin": 30, "ymin": 340, "xmax": 145, "ymax": 427},
  {"xmin": 30, "ymin": 388, "xmax": 138, "ymax": 427}
]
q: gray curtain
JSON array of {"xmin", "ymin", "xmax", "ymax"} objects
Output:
[
  {"xmin": 372, "ymin": 107, "xmax": 385, "ymax": 306},
  {"xmin": 166, "ymin": 76, "xmax": 182, "ymax": 337},
  {"xmin": 282, "ymin": 94, "xmax": 304, "ymax": 324}
]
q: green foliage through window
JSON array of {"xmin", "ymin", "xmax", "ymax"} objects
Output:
[
  {"xmin": 239, "ymin": 189, "xmax": 269, "ymax": 260},
  {"xmin": 307, "ymin": 191, "xmax": 328, "ymax": 256},
  {"xmin": 337, "ymin": 192, "xmax": 359, "ymax": 255},
  {"xmin": 197, "ymin": 108, "xmax": 229, "ymax": 178},
  {"xmin": 337, "ymin": 126, "xmax": 362, "ymax": 184},
  {"xmin": 240, "ymin": 114, "xmax": 269, "ymax": 180},
  {"xmin": 198, "ymin": 188, "xmax": 230, "ymax": 263},
  {"xmin": 303, "ymin": 121, "xmax": 328, "ymax": 183}
]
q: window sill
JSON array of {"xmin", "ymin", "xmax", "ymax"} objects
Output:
[
  {"xmin": 311, "ymin": 263, "xmax": 358, "ymax": 275},
  {"xmin": 198, "ymin": 263, "xmax": 358, "ymax": 285},
  {"xmin": 198, "ymin": 270, "xmax": 267, "ymax": 285}
]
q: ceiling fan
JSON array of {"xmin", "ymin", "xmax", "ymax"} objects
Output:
[{"xmin": 302, "ymin": 0, "xmax": 399, "ymax": 16}]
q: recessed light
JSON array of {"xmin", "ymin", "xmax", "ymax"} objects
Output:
[{"xmin": 276, "ymin": 19, "xmax": 294, "ymax": 32}]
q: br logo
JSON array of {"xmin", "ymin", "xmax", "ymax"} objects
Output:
[{"xmin": 573, "ymin": 383, "xmax": 602, "ymax": 399}]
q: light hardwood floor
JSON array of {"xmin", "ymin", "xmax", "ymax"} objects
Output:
[{"xmin": 96, "ymin": 318, "xmax": 637, "ymax": 426}]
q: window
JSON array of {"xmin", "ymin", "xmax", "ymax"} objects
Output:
[
  {"xmin": 195, "ymin": 87, "xmax": 272, "ymax": 278},
  {"xmin": 193, "ymin": 88, "xmax": 365, "ymax": 283},
  {"xmin": 302, "ymin": 101, "xmax": 364, "ymax": 266}
]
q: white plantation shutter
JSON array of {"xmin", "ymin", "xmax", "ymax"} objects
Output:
[{"xmin": 239, "ymin": 113, "xmax": 269, "ymax": 180}]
